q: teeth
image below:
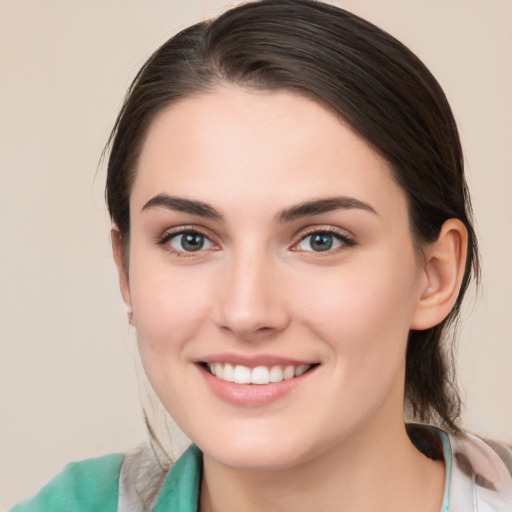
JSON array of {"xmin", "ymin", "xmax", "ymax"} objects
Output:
[
  {"xmin": 269, "ymin": 366, "xmax": 283, "ymax": 383},
  {"xmin": 295, "ymin": 364, "xmax": 309, "ymax": 377},
  {"xmin": 223, "ymin": 363, "xmax": 235, "ymax": 382},
  {"xmin": 233, "ymin": 365, "xmax": 251, "ymax": 384},
  {"xmin": 283, "ymin": 365, "xmax": 295, "ymax": 380},
  {"xmin": 206, "ymin": 363, "xmax": 313, "ymax": 384},
  {"xmin": 251, "ymin": 366, "xmax": 270, "ymax": 384},
  {"xmin": 214, "ymin": 362, "xmax": 223, "ymax": 379}
]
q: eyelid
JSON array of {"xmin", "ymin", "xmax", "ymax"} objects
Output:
[
  {"xmin": 156, "ymin": 225, "xmax": 220, "ymax": 256},
  {"xmin": 155, "ymin": 224, "xmax": 355, "ymax": 255},
  {"xmin": 290, "ymin": 226, "xmax": 356, "ymax": 252}
]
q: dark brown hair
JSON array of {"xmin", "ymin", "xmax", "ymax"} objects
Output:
[{"xmin": 105, "ymin": 0, "xmax": 479, "ymax": 430}]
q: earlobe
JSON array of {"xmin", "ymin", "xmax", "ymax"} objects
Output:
[
  {"xmin": 411, "ymin": 219, "xmax": 468, "ymax": 330},
  {"xmin": 111, "ymin": 227, "xmax": 133, "ymax": 324}
]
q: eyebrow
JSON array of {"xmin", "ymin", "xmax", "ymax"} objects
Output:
[
  {"xmin": 275, "ymin": 197, "xmax": 378, "ymax": 223},
  {"xmin": 141, "ymin": 194, "xmax": 377, "ymax": 223},
  {"xmin": 141, "ymin": 194, "xmax": 224, "ymax": 221}
]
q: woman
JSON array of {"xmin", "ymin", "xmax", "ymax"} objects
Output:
[{"xmin": 10, "ymin": 0, "xmax": 512, "ymax": 511}]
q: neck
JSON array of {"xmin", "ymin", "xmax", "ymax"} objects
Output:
[{"xmin": 199, "ymin": 418, "xmax": 445, "ymax": 512}]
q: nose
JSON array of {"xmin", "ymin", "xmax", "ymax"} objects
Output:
[{"xmin": 214, "ymin": 249, "xmax": 290, "ymax": 340}]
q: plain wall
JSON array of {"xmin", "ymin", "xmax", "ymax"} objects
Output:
[{"xmin": 1, "ymin": 0, "xmax": 510, "ymax": 508}]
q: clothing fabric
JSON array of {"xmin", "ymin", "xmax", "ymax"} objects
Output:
[
  {"xmin": 10, "ymin": 425, "xmax": 512, "ymax": 512},
  {"xmin": 8, "ymin": 453, "xmax": 123, "ymax": 512}
]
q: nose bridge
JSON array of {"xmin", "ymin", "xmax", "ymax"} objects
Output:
[{"xmin": 216, "ymin": 242, "xmax": 288, "ymax": 337}]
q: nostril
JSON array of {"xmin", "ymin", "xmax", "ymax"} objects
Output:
[{"xmin": 219, "ymin": 322, "xmax": 281, "ymax": 341}]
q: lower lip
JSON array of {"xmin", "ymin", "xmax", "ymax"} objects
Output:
[{"xmin": 198, "ymin": 365, "xmax": 316, "ymax": 407}]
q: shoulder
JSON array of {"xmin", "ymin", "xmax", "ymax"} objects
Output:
[
  {"xmin": 408, "ymin": 424, "xmax": 512, "ymax": 510},
  {"xmin": 118, "ymin": 443, "xmax": 201, "ymax": 512},
  {"xmin": 447, "ymin": 430, "xmax": 512, "ymax": 510},
  {"xmin": 9, "ymin": 453, "xmax": 123, "ymax": 512}
]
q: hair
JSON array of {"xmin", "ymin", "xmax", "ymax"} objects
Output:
[{"xmin": 105, "ymin": 0, "xmax": 479, "ymax": 431}]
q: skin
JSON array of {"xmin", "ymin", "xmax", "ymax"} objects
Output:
[{"xmin": 113, "ymin": 87, "xmax": 467, "ymax": 511}]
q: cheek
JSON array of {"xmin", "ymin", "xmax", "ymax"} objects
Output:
[
  {"xmin": 296, "ymin": 252, "xmax": 419, "ymax": 373},
  {"xmin": 128, "ymin": 256, "xmax": 215, "ymax": 356}
]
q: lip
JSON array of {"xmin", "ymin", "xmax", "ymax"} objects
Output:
[
  {"xmin": 195, "ymin": 356, "xmax": 319, "ymax": 407},
  {"xmin": 196, "ymin": 352, "xmax": 317, "ymax": 368}
]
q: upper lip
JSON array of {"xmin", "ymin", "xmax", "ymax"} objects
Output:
[{"xmin": 195, "ymin": 352, "xmax": 318, "ymax": 368}]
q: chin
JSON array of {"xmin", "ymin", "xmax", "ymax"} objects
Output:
[
  {"xmin": 205, "ymin": 442, "xmax": 310, "ymax": 472},
  {"xmin": 190, "ymin": 419, "xmax": 335, "ymax": 472}
]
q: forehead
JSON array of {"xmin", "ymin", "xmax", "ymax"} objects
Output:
[{"xmin": 132, "ymin": 87, "xmax": 406, "ymax": 217}]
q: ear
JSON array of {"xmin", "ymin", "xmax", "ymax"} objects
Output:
[
  {"xmin": 111, "ymin": 226, "xmax": 133, "ymax": 325},
  {"xmin": 411, "ymin": 219, "xmax": 468, "ymax": 330}
]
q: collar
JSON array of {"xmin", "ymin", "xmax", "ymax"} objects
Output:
[
  {"xmin": 119, "ymin": 426, "xmax": 512, "ymax": 511},
  {"xmin": 446, "ymin": 430, "xmax": 512, "ymax": 511},
  {"xmin": 152, "ymin": 444, "xmax": 202, "ymax": 512}
]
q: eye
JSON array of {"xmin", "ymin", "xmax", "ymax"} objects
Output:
[
  {"xmin": 165, "ymin": 231, "xmax": 216, "ymax": 254},
  {"xmin": 294, "ymin": 230, "xmax": 353, "ymax": 253}
]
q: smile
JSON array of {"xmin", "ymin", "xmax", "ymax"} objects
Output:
[
  {"xmin": 198, "ymin": 358, "xmax": 320, "ymax": 406},
  {"xmin": 205, "ymin": 363, "xmax": 312, "ymax": 385}
]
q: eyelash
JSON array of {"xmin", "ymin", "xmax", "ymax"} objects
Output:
[
  {"xmin": 292, "ymin": 227, "xmax": 356, "ymax": 254},
  {"xmin": 157, "ymin": 226, "xmax": 356, "ymax": 257},
  {"xmin": 157, "ymin": 227, "xmax": 218, "ymax": 257}
]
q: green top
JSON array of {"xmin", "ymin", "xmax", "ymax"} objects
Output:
[
  {"xmin": 153, "ymin": 444, "xmax": 202, "ymax": 512},
  {"xmin": 9, "ymin": 452, "xmax": 123, "ymax": 512},
  {"xmin": 437, "ymin": 430, "xmax": 451, "ymax": 512},
  {"xmin": 10, "ymin": 434, "xmax": 449, "ymax": 511},
  {"xmin": 9, "ymin": 446, "xmax": 202, "ymax": 512}
]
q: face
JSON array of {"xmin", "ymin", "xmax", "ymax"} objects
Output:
[{"xmin": 119, "ymin": 87, "xmax": 429, "ymax": 470}]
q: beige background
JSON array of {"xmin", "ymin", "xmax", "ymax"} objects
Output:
[{"xmin": 0, "ymin": 0, "xmax": 511, "ymax": 508}]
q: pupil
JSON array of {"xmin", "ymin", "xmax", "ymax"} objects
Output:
[
  {"xmin": 311, "ymin": 234, "xmax": 333, "ymax": 252},
  {"xmin": 182, "ymin": 233, "xmax": 204, "ymax": 251}
]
